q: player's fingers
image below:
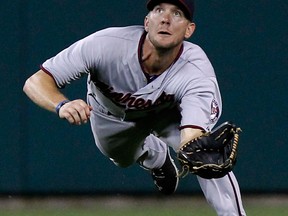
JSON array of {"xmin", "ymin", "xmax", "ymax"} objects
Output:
[
  {"xmin": 70, "ymin": 108, "xmax": 83, "ymax": 125},
  {"xmin": 60, "ymin": 106, "xmax": 82, "ymax": 125},
  {"xmin": 75, "ymin": 100, "xmax": 93, "ymax": 124},
  {"xmin": 59, "ymin": 100, "xmax": 91, "ymax": 125},
  {"xmin": 77, "ymin": 102, "xmax": 92, "ymax": 120},
  {"xmin": 76, "ymin": 106, "xmax": 90, "ymax": 124}
]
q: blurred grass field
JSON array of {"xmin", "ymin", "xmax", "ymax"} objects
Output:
[{"xmin": 0, "ymin": 195, "xmax": 287, "ymax": 216}]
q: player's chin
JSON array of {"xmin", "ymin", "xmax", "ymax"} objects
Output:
[
  {"xmin": 155, "ymin": 38, "xmax": 181, "ymax": 50},
  {"xmin": 155, "ymin": 41, "xmax": 177, "ymax": 50}
]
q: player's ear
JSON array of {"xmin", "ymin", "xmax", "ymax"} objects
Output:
[
  {"xmin": 184, "ymin": 22, "xmax": 196, "ymax": 39},
  {"xmin": 144, "ymin": 15, "xmax": 150, "ymax": 32}
]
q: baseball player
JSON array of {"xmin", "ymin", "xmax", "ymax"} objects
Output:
[{"xmin": 23, "ymin": 0, "xmax": 246, "ymax": 215}]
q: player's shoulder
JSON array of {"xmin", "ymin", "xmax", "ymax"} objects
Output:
[
  {"xmin": 180, "ymin": 41, "xmax": 215, "ymax": 77},
  {"xmin": 181, "ymin": 41, "xmax": 209, "ymax": 62}
]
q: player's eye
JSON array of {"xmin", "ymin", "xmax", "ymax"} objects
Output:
[
  {"xmin": 174, "ymin": 10, "xmax": 183, "ymax": 17},
  {"xmin": 174, "ymin": 11, "xmax": 180, "ymax": 16},
  {"xmin": 154, "ymin": 6, "xmax": 163, "ymax": 14}
]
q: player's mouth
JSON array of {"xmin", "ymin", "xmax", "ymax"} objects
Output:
[{"xmin": 158, "ymin": 30, "xmax": 172, "ymax": 36}]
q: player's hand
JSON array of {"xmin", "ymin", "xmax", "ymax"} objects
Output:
[{"xmin": 58, "ymin": 99, "xmax": 93, "ymax": 125}]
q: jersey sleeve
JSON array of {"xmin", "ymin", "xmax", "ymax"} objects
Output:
[
  {"xmin": 41, "ymin": 34, "xmax": 100, "ymax": 88},
  {"xmin": 179, "ymin": 76, "xmax": 222, "ymax": 132}
]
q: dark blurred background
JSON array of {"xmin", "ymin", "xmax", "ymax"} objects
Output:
[{"xmin": 0, "ymin": 0, "xmax": 287, "ymax": 195}]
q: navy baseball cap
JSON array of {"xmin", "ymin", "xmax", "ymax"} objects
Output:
[{"xmin": 147, "ymin": 0, "xmax": 195, "ymax": 21}]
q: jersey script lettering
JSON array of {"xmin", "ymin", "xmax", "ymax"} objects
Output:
[{"xmin": 94, "ymin": 79, "xmax": 175, "ymax": 110}]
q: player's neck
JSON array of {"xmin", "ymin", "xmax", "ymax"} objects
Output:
[{"xmin": 141, "ymin": 36, "xmax": 182, "ymax": 75}]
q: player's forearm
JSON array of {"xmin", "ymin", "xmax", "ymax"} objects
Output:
[{"xmin": 23, "ymin": 70, "xmax": 68, "ymax": 113}]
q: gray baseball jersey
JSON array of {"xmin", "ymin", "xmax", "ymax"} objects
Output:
[{"xmin": 42, "ymin": 26, "xmax": 221, "ymax": 131}]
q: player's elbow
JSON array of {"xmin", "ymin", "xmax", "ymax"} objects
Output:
[
  {"xmin": 23, "ymin": 73, "xmax": 42, "ymax": 98},
  {"xmin": 23, "ymin": 76, "xmax": 36, "ymax": 97},
  {"xmin": 23, "ymin": 77, "xmax": 31, "ymax": 95},
  {"xmin": 23, "ymin": 69, "xmax": 55, "ymax": 96}
]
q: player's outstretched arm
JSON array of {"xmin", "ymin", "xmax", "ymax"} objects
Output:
[{"xmin": 23, "ymin": 69, "xmax": 92, "ymax": 125}]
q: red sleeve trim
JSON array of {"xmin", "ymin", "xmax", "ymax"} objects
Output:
[
  {"xmin": 179, "ymin": 125, "xmax": 205, "ymax": 131},
  {"xmin": 40, "ymin": 65, "xmax": 54, "ymax": 78},
  {"xmin": 40, "ymin": 65, "xmax": 62, "ymax": 88}
]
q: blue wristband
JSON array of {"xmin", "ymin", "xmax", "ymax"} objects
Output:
[{"xmin": 55, "ymin": 100, "xmax": 70, "ymax": 115}]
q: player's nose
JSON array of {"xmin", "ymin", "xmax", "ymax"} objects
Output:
[{"xmin": 160, "ymin": 12, "xmax": 171, "ymax": 24}]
